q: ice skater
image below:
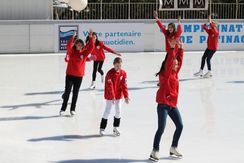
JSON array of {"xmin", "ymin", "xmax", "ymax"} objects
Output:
[
  {"xmin": 150, "ymin": 40, "xmax": 184, "ymax": 162},
  {"xmin": 60, "ymin": 30, "xmax": 95, "ymax": 116},
  {"xmin": 99, "ymin": 57, "xmax": 129, "ymax": 136},
  {"xmin": 194, "ymin": 15, "xmax": 219, "ymax": 78},
  {"xmin": 85, "ymin": 32, "xmax": 122, "ymax": 90}
]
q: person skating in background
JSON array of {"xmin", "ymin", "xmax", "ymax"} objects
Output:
[
  {"xmin": 85, "ymin": 32, "xmax": 122, "ymax": 90},
  {"xmin": 150, "ymin": 40, "xmax": 184, "ymax": 162},
  {"xmin": 153, "ymin": 11, "xmax": 182, "ymax": 86},
  {"xmin": 99, "ymin": 57, "xmax": 129, "ymax": 137},
  {"xmin": 60, "ymin": 30, "xmax": 95, "ymax": 116},
  {"xmin": 194, "ymin": 15, "xmax": 219, "ymax": 78}
]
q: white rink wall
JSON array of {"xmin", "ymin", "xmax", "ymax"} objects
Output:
[{"xmin": 0, "ymin": 20, "xmax": 244, "ymax": 54}]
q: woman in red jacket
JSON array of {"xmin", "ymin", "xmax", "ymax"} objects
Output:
[
  {"xmin": 99, "ymin": 57, "xmax": 129, "ymax": 137},
  {"xmin": 153, "ymin": 11, "xmax": 182, "ymax": 54},
  {"xmin": 60, "ymin": 30, "xmax": 95, "ymax": 116},
  {"xmin": 150, "ymin": 40, "xmax": 184, "ymax": 162},
  {"xmin": 86, "ymin": 32, "xmax": 121, "ymax": 90},
  {"xmin": 194, "ymin": 15, "xmax": 219, "ymax": 78}
]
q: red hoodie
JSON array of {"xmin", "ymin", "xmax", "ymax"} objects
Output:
[
  {"xmin": 66, "ymin": 37, "xmax": 94, "ymax": 77},
  {"xmin": 203, "ymin": 22, "xmax": 219, "ymax": 50},
  {"xmin": 156, "ymin": 20, "xmax": 182, "ymax": 53},
  {"xmin": 91, "ymin": 42, "xmax": 115, "ymax": 61},
  {"xmin": 156, "ymin": 48, "xmax": 184, "ymax": 108},
  {"xmin": 104, "ymin": 68, "xmax": 129, "ymax": 100}
]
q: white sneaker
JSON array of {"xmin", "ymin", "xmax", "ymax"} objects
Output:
[
  {"xmin": 170, "ymin": 147, "xmax": 183, "ymax": 158},
  {"xmin": 59, "ymin": 111, "xmax": 65, "ymax": 116},
  {"xmin": 89, "ymin": 82, "xmax": 96, "ymax": 90},
  {"xmin": 149, "ymin": 150, "xmax": 159, "ymax": 162},
  {"xmin": 101, "ymin": 75, "xmax": 104, "ymax": 83},
  {"xmin": 113, "ymin": 127, "xmax": 120, "ymax": 136},
  {"xmin": 203, "ymin": 71, "xmax": 212, "ymax": 78},
  {"xmin": 70, "ymin": 111, "xmax": 76, "ymax": 116},
  {"xmin": 194, "ymin": 69, "xmax": 203, "ymax": 77},
  {"xmin": 99, "ymin": 129, "xmax": 105, "ymax": 136}
]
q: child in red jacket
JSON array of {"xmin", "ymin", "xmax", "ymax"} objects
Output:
[
  {"xmin": 150, "ymin": 40, "xmax": 184, "ymax": 162},
  {"xmin": 60, "ymin": 30, "xmax": 95, "ymax": 116},
  {"xmin": 99, "ymin": 57, "xmax": 129, "ymax": 136},
  {"xmin": 86, "ymin": 32, "xmax": 121, "ymax": 90},
  {"xmin": 194, "ymin": 15, "xmax": 219, "ymax": 78}
]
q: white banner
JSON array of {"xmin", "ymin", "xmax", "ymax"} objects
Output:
[{"xmin": 159, "ymin": 0, "xmax": 208, "ymax": 10}]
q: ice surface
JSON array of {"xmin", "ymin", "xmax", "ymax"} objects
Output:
[{"xmin": 0, "ymin": 51, "xmax": 244, "ymax": 163}]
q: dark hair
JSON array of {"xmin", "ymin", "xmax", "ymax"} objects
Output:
[
  {"xmin": 156, "ymin": 54, "xmax": 168, "ymax": 76},
  {"xmin": 113, "ymin": 57, "xmax": 122, "ymax": 64},
  {"xmin": 166, "ymin": 22, "xmax": 176, "ymax": 36},
  {"xmin": 85, "ymin": 32, "xmax": 100, "ymax": 47},
  {"xmin": 73, "ymin": 39, "xmax": 84, "ymax": 49}
]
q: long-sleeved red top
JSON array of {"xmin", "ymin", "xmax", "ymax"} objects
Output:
[
  {"xmin": 66, "ymin": 37, "xmax": 94, "ymax": 77},
  {"xmin": 156, "ymin": 48, "xmax": 184, "ymax": 108},
  {"xmin": 91, "ymin": 42, "xmax": 115, "ymax": 61},
  {"xmin": 104, "ymin": 68, "xmax": 129, "ymax": 100},
  {"xmin": 203, "ymin": 22, "xmax": 219, "ymax": 50},
  {"xmin": 156, "ymin": 20, "xmax": 182, "ymax": 53}
]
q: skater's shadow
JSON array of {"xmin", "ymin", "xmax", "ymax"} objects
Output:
[
  {"xmin": 0, "ymin": 115, "xmax": 59, "ymax": 122},
  {"xmin": 28, "ymin": 134, "xmax": 114, "ymax": 142},
  {"xmin": 160, "ymin": 156, "xmax": 182, "ymax": 160},
  {"xmin": 227, "ymin": 80, "xmax": 244, "ymax": 84},
  {"xmin": 141, "ymin": 80, "xmax": 158, "ymax": 84},
  {"xmin": 179, "ymin": 78, "xmax": 199, "ymax": 82},
  {"xmin": 25, "ymin": 89, "xmax": 90, "ymax": 96},
  {"xmin": 0, "ymin": 100, "xmax": 61, "ymax": 110},
  {"xmin": 56, "ymin": 159, "xmax": 150, "ymax": 163},
  {"xmin": 96, "ymin": 86, "xmax": 157, "ymax": 93}
]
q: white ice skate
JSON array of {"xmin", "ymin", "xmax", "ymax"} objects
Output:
[
  {"xmin": 194, "ymin": 70, "xmax": 203, "ymax": 77},
  {"xmin": 170, "ymin": 147, "xmax": 183, "ymax": 158},
  {"xmin": 203, "ymin": 71, "xmax": 212, "ymax": 78},
  {"xmin": 149, "ymin": 150, "xmax": 159, "ymax": 162},
  {"xmin": 113, "ymin": 127, "xmax": 120, "ymax": 136},
  {"xmin": 59, "ymin": 111, "xmax": 65, "ymax": 116},
  {"xmin": 70, "ymin": 111, "xmax": 76, "ymax": 116},
  {"xmin": 89, "ymin": 82, "xmax": 96, "ymax": 90},
  {"xmin": 99, "ymin": 129, "xmax": 105, "ymax": 136}
]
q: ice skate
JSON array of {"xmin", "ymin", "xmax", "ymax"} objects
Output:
[
  {"xmin": 89, "ymin": 82, "xmax": 96, "ymax": 90},
  {"xmin": 170, "ymin": 147, "xmax": 183, "ymax": 158},
  {"xmin": 194, "ymin": 69, "xmax": 203, "ymax": 77},
  {"xmin": 99, "ymin": 129, "xmax": 105, "ymax": 136},
  {"xmin": 113, "ymin": 127, "xmax": 120, "ymax": 136},
  {"xmin": 70, "ymin": 111, "xmax": 76, "ymax": 116},
  {"xmin": 59, "ymin": 110, "xmax": 65, "ymax": 116},
  {"xmin": 203, "ymin": 71, "xmax": 212, "ymax": 78},
  {"xmin": 149, "ymin": 150, "xmax": 159, "ymax": 162}
]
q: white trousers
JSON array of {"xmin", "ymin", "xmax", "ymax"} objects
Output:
[{"xmin": 102, "ymin": 99, "xmax": 122, "ymax": 119}]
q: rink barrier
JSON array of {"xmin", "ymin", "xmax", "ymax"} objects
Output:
[{"xmin": 0, "ymin": 20, "xmax": 244, "ymax": 54}]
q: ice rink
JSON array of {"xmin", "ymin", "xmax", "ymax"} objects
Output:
[{"xmin": 0, "ymin": 51, "xmax": 244, "ymax": 163}]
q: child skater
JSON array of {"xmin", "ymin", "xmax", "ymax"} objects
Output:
[
  {"xmin": 60, "ymin": 30, "xmax": 95, "ymax": 116},
  {"xmin": 85, "ymin": 32, "xmax": 122, "ymax": 90},
  {"xmin": 149, "ymin": 40, "xmax": 184, "ymax": 162},
  {"xmin": 194, "ymin": 15, "xmax": 219, "ymax": 78},
  {"xmin": 99, "ymin": 57, "xmax": 129, "ymax": 136}
]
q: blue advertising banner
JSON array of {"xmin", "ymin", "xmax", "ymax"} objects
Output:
[{"xmin": 58, "ymin": 25, "xmax": 78, "ymax": 51}]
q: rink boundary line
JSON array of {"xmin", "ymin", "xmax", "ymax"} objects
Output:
[{"xmin": 0, "ymin": 51, "xmax": 239, "ymax": 57}]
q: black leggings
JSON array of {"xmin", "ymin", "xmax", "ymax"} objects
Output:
[
  {"xmin": 92, "ymin": 61, "xmax": 104, "ymax": 81},
  {"xmin": 61, "ymin": 75, "xmax": 83, "ymax": 112},
  {"xmin": 200, "ymin": 48, "xmax": 216, "ymax": 71}
]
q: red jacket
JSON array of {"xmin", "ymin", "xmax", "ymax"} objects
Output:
[
  {"xmin": 156, "ymin": 48, "xmax": 184, "ymax": 108},
  {"xmin": 104, "ymin": 68, "xmax": 129, "ymax": 100},
  {"xmin": 156, "ymin": 20, "xmax": 182, "ymax": 53},
  {"xmin": 66, "ymin": 37, "xmax": 94, "ymax": 77},
  {"xmin": 91, "ymin": 42, "xmax": 115, "ymax": 61},
  {"xmin": 203, "ymin": 22, "xmax": 219, "ymax": 50}
]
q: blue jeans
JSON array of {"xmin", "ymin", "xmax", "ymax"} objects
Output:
[{"xmin": 153, "ymin": 104, "xmax": 183, "ymax": 151}]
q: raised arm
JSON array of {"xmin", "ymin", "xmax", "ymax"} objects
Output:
[
  {"xmin": 66, "ymin": 31, "xmax": 76, "ymax": 52},
  {"xmin": 154, "ymin": 11, "xmax": 167, "ymax": 35},
  {"xmin": 175, "ymin": 16, "xmax": 182, "ymax": 37},
  {"xmin": 79, "ymin": 30, "xmax": 95, "ymax": 57},
  {"xmin": 202, "ymin": 24, "xmax": 210, "ymax": 34},
  {"xmin": 164, "ymin": 42, "xmax": 178, "ymax": 77},
  {"xmin": 210, "ymin": 22, "xmax": 219, "ymax": 36}
]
